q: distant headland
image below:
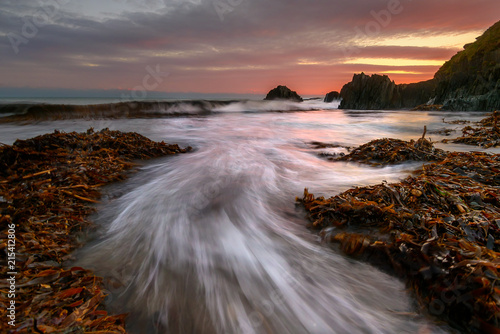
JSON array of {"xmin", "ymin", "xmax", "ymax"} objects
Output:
[{"xmin": 337, "ymin": 20, "xmax": 500, "ymax": 111}]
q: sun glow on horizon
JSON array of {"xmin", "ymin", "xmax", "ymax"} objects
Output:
[
  {"xmin": 379, "ymin": 70, "xmax": 424, "ymax": 74},
  {"xmin": 372, "ymin": 30, "xmax": 483, "ymax": 49},
  {"xmin": 343, "ymin": 58, "xmax": 445, "ymax": 67}
]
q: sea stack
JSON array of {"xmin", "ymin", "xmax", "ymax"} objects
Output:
[
  {"xmin": 339, "ymin": 73, "xmax": 434, "ymax": 110},
  {"xmin": 324, "ymin": 91, "xmax": 340, "ymax": 102},
  {"xmin": 264, "ymin": 85, "xmax": 303, "ymax": 102}
]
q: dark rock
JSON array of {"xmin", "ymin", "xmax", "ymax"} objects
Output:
[
  {"xmin": 432, "ymin": 20, "xmax": 500, "ymax": 111},
  {"xmin": 339, "ymin": 20, "xmax": 500, "ymax": 111},
  {"xmin": 339, "ymin": 73, "xmax": 435, "ymax": 110},
  {"xmin": 324, "ymin": 91, "xmax": 340, "ymax": 102},
  {"xmin": 264, "ymin": 85, "xmax": 303, "ymax": 102}
]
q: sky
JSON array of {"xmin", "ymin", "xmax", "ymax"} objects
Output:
[{"xmin": 0, "ymin": 0, "xmax": 499, "ymax": 97}]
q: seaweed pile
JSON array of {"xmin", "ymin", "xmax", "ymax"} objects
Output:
[
  {"xmin": 298, "ymin": 136, "xmax": 500, "ymax": 332},
  {"xmin": 0, "ymin": 129, "xmax": 190, "ymax": 333},
  {"xmin": 336, "ymin": 131, "xmax": 446, "ymax": 164},
  {"xmin": 444, "ymin": 111, "xmax": 500, "ymax": 148}
]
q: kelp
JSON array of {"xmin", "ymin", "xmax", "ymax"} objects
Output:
[
  {"xmin": 298, "ymin": 135, "xmax": 500, "ymax": 332},
  {"xmin": 336, "ymin": 131, "xmax": 446, "ymax": 165},
  {"xmin": 0, "ymin": 128, "xmax": 190, "ymax": 333},
  {"xmin": 444, "ymin": 111, "xmax": 500, "ymax": 148}
]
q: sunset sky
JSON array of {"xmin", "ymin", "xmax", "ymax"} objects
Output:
[{"xmin": 0, "ymin": 0, "xmax": 499, "ymax": 96}]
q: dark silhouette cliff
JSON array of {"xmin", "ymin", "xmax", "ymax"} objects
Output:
[
  {"xmin": 339, "ymin": 73, "xmax": 435, "ymax": 109},
  {"xmin": 432, "ymin": 20, "xmax": 500, "ymax": 111},
  {"xmin": 339, "ymin": 20, "xmax": 500, "ymax": 111}
]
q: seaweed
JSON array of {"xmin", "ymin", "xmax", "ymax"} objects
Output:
[
  {"xmin": 298, "ymin": 123, "xmax": 500, "ymax": 332},
  {"xmin": 0, "ymin": 128, "xmax": 190, "ymax": 333},
  {"xmin": 336, "ymin": 130, "xmax": 446, "ymax": 165},
  {"xmin": 444, "ymin": 111, "xmax": 500, "ymax": 148}
]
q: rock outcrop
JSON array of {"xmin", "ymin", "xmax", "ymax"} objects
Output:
[
  {"xmin": 432, "ymin": 20, "xmax": 500, "ymax": 111},
  {"xmin": 264, "ymin": 85, "xmax": 303, "ymax": 102},
  {"xmin": 339, "ymin": 20, "xmax": 500, "ymax": 111},
  {"xmin": 324, "ymin": 91, "xmax": 340, "ymax": 102},
  {"xmin": 339, "ymin": 73, "xmax": 435, "ymax": 110}
]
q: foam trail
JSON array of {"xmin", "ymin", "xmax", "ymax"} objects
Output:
[{"xmin": 78, "ymin": 120, "xmax": 451, "ymax": 334}]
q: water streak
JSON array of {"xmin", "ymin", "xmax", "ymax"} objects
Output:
[{"xmin": 71, "ymin": 113, "xmax": 457, "ymax": 333}]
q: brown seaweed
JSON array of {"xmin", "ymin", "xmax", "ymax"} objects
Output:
[
  {"xmin": 336, "ymin": 132, "xmax": 446, "ymax": 165},
  {"xmin": 444, "ymin": 111, "xmax": 500, "ymax": 148},
  {"xmin": 298, "ymin": 125, "xmax": 500, "ymax": 332},
  {"xmin": 0, "ymin": 128, "xmax": 190, "ymax": 333}
]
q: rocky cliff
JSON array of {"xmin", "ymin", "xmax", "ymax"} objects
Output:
[
  {"xmin": 432, "ymin": 20, "xmax": 500, "ymax": 111},
  {"xmin": 264, "ymin": 85, "xmax": 303, "ymax": 102},
  {"xmin": 339, "ymin": 20, "xmax": 499, "ymax": 111},
  {"xmin": 339, "ymin": 73, "xmax": 435, "ymax": 110}
]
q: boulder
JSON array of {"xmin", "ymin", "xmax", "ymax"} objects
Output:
[{"xmin": 264, "ymin": 85, "xmax": 303, "ymax": 102}]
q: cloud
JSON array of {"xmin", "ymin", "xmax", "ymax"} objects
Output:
[{"xmin": 0, "ymin": 0, "xmax": 498, "ymax": 94}]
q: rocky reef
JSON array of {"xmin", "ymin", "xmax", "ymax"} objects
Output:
[
  {"xmin": 339, "ymin": 20, "xmax": 499, "ymax": 111},
  {"xmin": 264, "ymin": 85, "xmax": 303, "ymax": 102}
]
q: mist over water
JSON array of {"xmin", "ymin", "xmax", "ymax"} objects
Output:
[{"xmin": 0, "ymin": 104, "xmax": 484, "ymax": 333}]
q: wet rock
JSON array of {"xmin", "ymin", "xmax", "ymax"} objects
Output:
[{"xmin": 412, "ymin": 104, "xmax": 443, "ymax": 111}]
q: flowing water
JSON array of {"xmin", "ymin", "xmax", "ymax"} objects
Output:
[{"xmin": 1, "ymin": 102, "xmax": 492, "ymax": 333}]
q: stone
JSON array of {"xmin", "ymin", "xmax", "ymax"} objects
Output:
[
  {"xmin": 324, "ymin": 91, "xmax": 340, "ymax": 102},
  {"xmin": 264, "ymin": 85, "xmax": 303, "ymax": 102}
]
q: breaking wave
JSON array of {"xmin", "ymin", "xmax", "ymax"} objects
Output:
[{"xmin": 0, "ymin": 99, "xmax": 340, "ymax": 122}]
